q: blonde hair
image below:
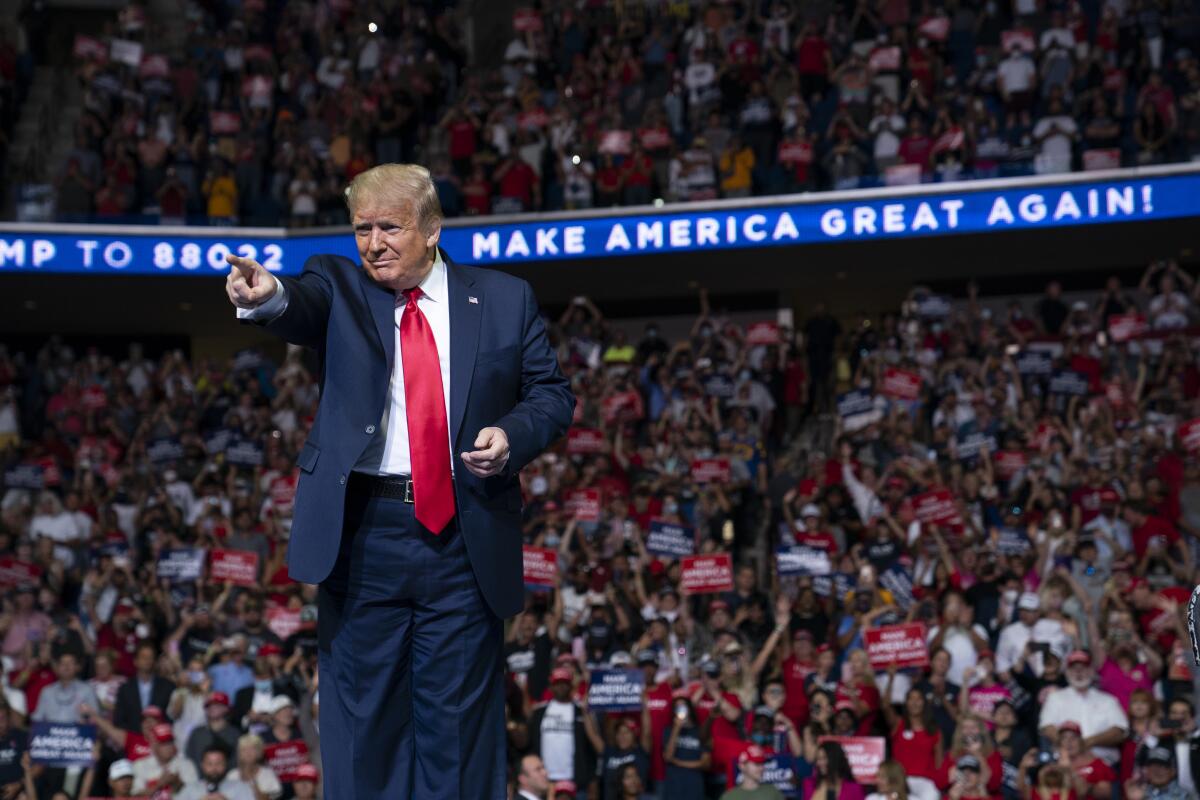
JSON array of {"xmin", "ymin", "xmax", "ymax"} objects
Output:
[{"xmin": 344, "ymin": 163, "xmax": 443, "ymax": 233}]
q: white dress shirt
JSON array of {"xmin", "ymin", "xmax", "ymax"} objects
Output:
[{"xmin": 236, "ymin": 252, "xmax": 455, "ymax": 476}]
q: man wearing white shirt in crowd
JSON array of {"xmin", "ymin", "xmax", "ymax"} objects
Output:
[
  {"xmin": 868, "ymin": 97, "xmax": 906, "ymax": 169},
  {"xmin": 998, "ymin": 45, "xmax": 1037, "ymax": 110},
  {"xmin": 132, "ymin": 723, "xmax": 200, "ymax": 794},
  {"xmin": 516, "ymin": 754, "xmax": 550, "ymax": 799},
  {"xmin": 1082, "ymin": 488, "xmax": 1132, "ymax": 559},
  {"xmin": 927, "ymin": 592, "xmax": 990, "ymax": 686},
  {"xmin": 1038, "ymin": 651, "xmax": 1128, "ymax": 765},
  {"xmin": 1032, "ymin": 97, "xmax": 1079, "ymax": 173},
  {"xmin": 995, "ymin": 592, "xmax": 1067, "ymax": 678}
]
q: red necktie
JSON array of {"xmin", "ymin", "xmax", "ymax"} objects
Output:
[{"xmin": 400, "ymin": 287, "xmax": 455, "ymax": 533}]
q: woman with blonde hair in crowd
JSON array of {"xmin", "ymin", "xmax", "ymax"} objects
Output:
[
  {"xmin": 939, "ymin": 713, "xmax": 1003, "ymax": 795},
  {"xmin": 865, "ymin": 760, "xmax": 939, "ymax": 800},
  {"xmin": 230, "ymin": 733, "xmax": 283, "ymax": 800}
]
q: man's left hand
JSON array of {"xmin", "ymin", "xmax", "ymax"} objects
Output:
[{"xmin": 461, "ymin": 427, "xmax": 510, "ymax": 478}]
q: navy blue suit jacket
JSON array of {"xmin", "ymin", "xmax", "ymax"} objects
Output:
[{"xmin": 250, "ymin": 248, "xmax": 573, "ymax": 619}]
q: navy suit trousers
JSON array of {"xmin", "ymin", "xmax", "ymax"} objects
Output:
[{"xmin": 317, "ymin": 475, "xmax": 506, "ymax": 798}]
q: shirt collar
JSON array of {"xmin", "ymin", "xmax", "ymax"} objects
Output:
[{"xmin": 401, "ymin": 249, "xmax": 446, "ymax": 305}]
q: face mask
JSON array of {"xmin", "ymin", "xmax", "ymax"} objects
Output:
[
  {"xmin": 1002, "ymin": 589, "xmax": 1018, "ymax": 605},
  {"xmin": 647, "ymin": 328, "xmax": 658, "ymax": 339},
  {"xmin": 700, "ymin": 327, "xmax": 712, "ymax": 338},
  {"xmin": 752, "ymin": 732, "xmax": 773, "ymax": 745},
  {"xmin": 663, "ymin": 500, "xmax": 678, "ymax": 514},
  {"xmin": 531, "ymin": 476, "xmax": 548, "ymax": 495},
  {"xmin": 189, "ymin": 671, "xmax": 206, "ymax": 685},
  {"xmin": 255, "ymin": 679, "xmax": 272, "ymax": 692},
  {"xmin": 544, "ymin": 533, "xmax": 560, "ymax": 548}
]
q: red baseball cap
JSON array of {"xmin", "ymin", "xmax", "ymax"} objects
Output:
[
  {"xmin": 816, "ymin": 643, "xmax": 833, "ymax": 654},
  {"xmin": 151, "ymin": 723, "xmax": 175, "ymax": 744},
  {"xmin": 740, "ymin": 744, "xmax": 768, "ymax": 764},
  {"xmin": 142, "ymin": 705, "xmax": 164, "ymax": 720},
  {"xmin": 553, "ymin": 780, "xmax": 577, "ymax": 794},
  {"xmin": 617, "ymin": 717, "xmax": 641, "ymax": 736},
  {"xmin": 205, "ymin": 692, "xmax": 230, "ymax": 708},
  {"xmin": 1058, "ymin": 721, "xmax": 1082, "ymax": 736},
  {"xmin": 555, "ymin": 653, "xmax": 578, "ymax": 666},
  {"xmin": 1099, "ymin": 488, "xmax": 1120, "ymax": 504},
  {"xmin": 293, "ymin": 763, "xmax": 319, "ymax": 782},
  {"xmin": 550, "ymin": 667, "xmax": 574, "ymax": 685},
  {"xmin": 709, "ymin": 599, "xmax": 730, "ymax": 613},
  {"xmin": 258, "ymin": 643, "xmax": 283, "ymax": 657},
  {"xmin": 1066, "ymin": 650, "xmax": 1092, "ymax": 667},
  {"xmin": 977, "ymin": 649, "xmax": 994, "ymax": 662}
]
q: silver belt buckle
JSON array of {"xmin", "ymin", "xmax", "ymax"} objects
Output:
[{"xmin": 403, "ymin": 479, "xmax": 414, "ymax": 504}]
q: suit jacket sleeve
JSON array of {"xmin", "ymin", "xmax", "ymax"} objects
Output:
[
  {"xmin": 493, "ymin": 280, "xmax": 574, "ymax": 474},
  {"xmin": 242, "ymin": 255, "xmax": 334, "ymax": 349},
  {"xmin": 113, "ymin": 682, "xmax": 139, "ymax": 733}
]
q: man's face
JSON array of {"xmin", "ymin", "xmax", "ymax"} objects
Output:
[
  {"xmin": 353, "ymin": 203, "xmax": 440, "ymax": 292},
  {"xmin": 1067, "ymin": 662, "xmax": 1092, "ymax": 689},
  {"xmin": 1147, "ymin": 762, "xmax": 1174, "ymax": 787},
  {"xmin": 135, "ymin": 647, "xmax": 155, "ymax": 675},
  {"xmin": 201, "ymin": 751, "xmax": 227, "ymax": 782},
  {"xmin": 55, "ymin": 656, "xmax": 78, "ymax": 683},
  {"xmin": 112, "ymin": 777, "xmax": 133, "ymax": 795},
  {"xmin": 742, "ymin": 760, "xmax": 764, "ymax": 782},
  {"xmin": 551, "ymin": 681, "xmax": 572, "ymax": 702},
  {"xmin": 1169, "ymin": 702, "xmax": 1194, "ymax": 731},
  {"xmin": 520, "ymin": 755, "xmax": 549, "ymax": 792}
]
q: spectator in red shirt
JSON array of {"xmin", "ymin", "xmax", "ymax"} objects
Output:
[
  {"xmin": 882, "ymin": 665, "xmax": 944, "ymax": 782},
  {"xmin": 898, "ymin": 115, "xmax": 933, "ymax": 174},
  {"xmin": 620, "ymin": 145, "xmax": 654, "ymax": 206},
  {"xmin": 494, "ymin": 153, "xmax": 539, "ymax": 211},
  {"xmin": 1124, "ymin": 503, "xmax": 1181, "ymax": 559}
]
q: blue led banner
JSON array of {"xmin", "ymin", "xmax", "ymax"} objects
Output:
[{"xmin": 0, "ymin": 169, "xmax": 1196, "ymax": 275}]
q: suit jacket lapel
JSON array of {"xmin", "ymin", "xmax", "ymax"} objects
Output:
[
  {"xmin": 445, "ymin": 251, "xmax": 480, "ymax": 450},
  {"xmin": 362, "ymin": 274, "xmax": 396, "ymax": 366}
]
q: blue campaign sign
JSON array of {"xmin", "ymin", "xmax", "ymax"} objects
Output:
[
  {"xmin": 0, "ymin": 169, "xmax": 1196, "ymax": 274},
  {"xmin": 587, "ymin": 669, "xmax": 645, "ymax": 712},
  {"xmin": 777, "ymin": 545, "xmax": 832, "ymax": 577},
  {"xmin": 29, "ymin": 723, "xmax": 97, "ymax": 767},
  {"xmin": 646, "ymin": 521, "xmax": 695, "ymax": 558},
  {"xmin": 157, "ymin": 548, "xmax": 206, "ymax": 582}
]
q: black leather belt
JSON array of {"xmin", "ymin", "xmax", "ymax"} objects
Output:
[{"xmin": 357, "ymin": 473, "xmax": 415, "ymax": 503}]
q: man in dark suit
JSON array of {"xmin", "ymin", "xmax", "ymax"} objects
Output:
[
  {"xmin": 113, "ymin": 641, "xmax": 174, "ymax": 733},
  {"xmin": 224, "ymin": 163, "xmax": 573, "ymax": 798}
]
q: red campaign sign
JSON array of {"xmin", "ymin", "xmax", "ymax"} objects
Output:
[
  {"xmin": 602, "ymin": 390, "xmax": 643, "ymax": 424},
  {"xmin": 209, "ymin": 549, "xmax": 259, "ymax": 586},
  {"xmin": 881, "ymin": 368, "xmax": 922, "ymax": 401},
  {"xmin": 517, "ymin": 109, "xmax": 548, "ymax": 130},
  {"xmin": 1083, "ymin": 148, "xmax": 1121, "ymax": 171},
  {"xmin": 778, "ymin": 141, "xmax": 812, "ymax": 164},
  {"xmin": 73, "ymin": 35, "xmax": 109, "ymax": 62},
  {"xmin": 566, "ymin": 428, "xmax": 606, "ymax": 455},
  {"xmin": 598, "ymin": 130, "xmax": 633, "ymax": 155},
  {"xmin": 139, "ymin": 54, "xmax": 170, "ymax": 79},
  {"xmin": 522, "ymin": 546, "xmax": 558, "ymax": 588},
  {"xmin": 1001, "ymin": 28, "xmax": 1036, "ymax": 52},
  {"xmin": 639, "ymin": 127, "xmax": 672, "ymax": 150},
  {"xmin": 0, "ymin": 558, "xmax": 42, "ymax": 589},
  {"xmin": 263, "ymin": 741, "xmax": 310, "ymax": 782},
  {"xmin": 745, "ymin": 321, "xmax": 780, "ymax": 346},
  {"xmin": 680, "ymin": 553, "xmax": 734, "ymax": 594},
  {"xmin": 864, "ymin": 623, "xmax": 929, "ymax": 670},
  {"xmin": 912, "ymin": 488, "xmax": 961, "ymax": 527},
  {"xmin": 868, "ymin": 46, "xmax": 901, "ymax": 71},
  {"xmin": 241, "ymin": 75, "xmax": 273, "ymax": 98},
  {"xmin": 1108, "ymin": 313, "xmax": 1149, "ymax": 342},
  {"xmin": 565, "ymin": 489, "xmax": 601, "ymax": 521},
  {"xmin": 1179, "ymin": 419, "xmax": 1200, "ymax": 452},
  {"xmin": 993, "ymin": 450, "xmax": 1029, "ymax": 481},
  {"xmin": 818, "ymin": 737, "xmax": 886, "ymax": 784},
  {"xmin": 691, "ymin": 458, "xmax": 731, "ymax": 484},
  {"xmin": 210, "ymin": 111, "xmax": 241, "ymax": 135},
  {"xmin": 81, "ymin": 385, "xmax": 108, "ymax": 411},
  {"xmin": 243, "ymin": 44, "xmax": 274, "ymax": 63},
  {"xmin": 917, "ymin": 15, "xmax": 950, "ymax": 40},
  {"xmin": 266, "ymin": 607, "xmax": 301, "ymax": 640},
  {"xmin": 513, "ymin": 8, "xmax": 544, "ymax": 32}
]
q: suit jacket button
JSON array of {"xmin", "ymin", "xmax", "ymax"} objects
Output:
[
  {"xmin": 338, "ymin": 474, "xmax": 346, "ymax": 485},
  {"xmin": 365, "ymin": 425, "xmax": 376, "ymax": 434}
]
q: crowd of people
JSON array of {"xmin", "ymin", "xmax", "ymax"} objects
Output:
[
  {"xmin": 42, "ymin": 0, "xmax": 1200, "ymax": 225},
  {"xmin": 1, "ymin": 255, "xmax": 1200, "ymax": 799}
]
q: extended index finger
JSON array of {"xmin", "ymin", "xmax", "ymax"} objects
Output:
[{"xmin": 225, "ymin": 253, "xmax": 257, "ymax": 277}]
